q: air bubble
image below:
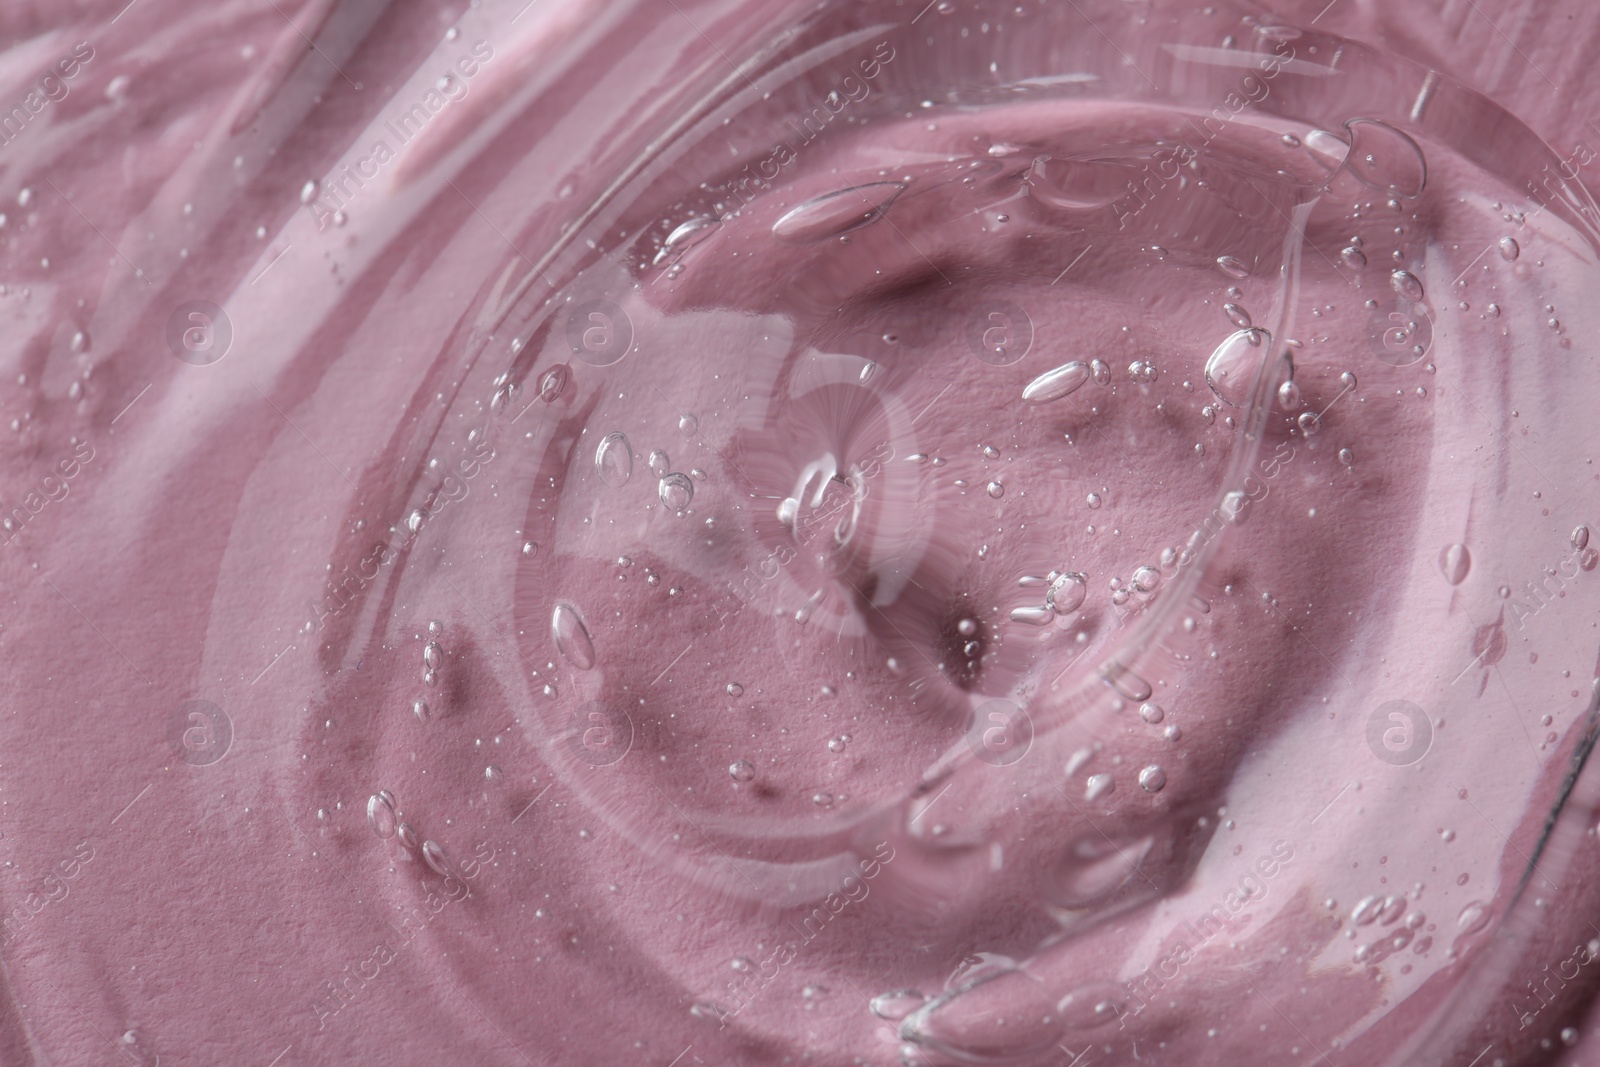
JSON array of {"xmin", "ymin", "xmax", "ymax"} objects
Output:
[
  {"xmin": 773, "ymin": 182, "xmax": 907, "ymax": 243},
  {"xmin": 551, "ymin": 602, "xmax": 597, "ymax": 669},
  {"xmin": 595, "ymin": 431, "xmax": 633, "ymax": 488},
  {"xmin": 1046, "ymin": 572, "xmax": 1087, "ymax": 614},
  {"xmin": 421, "ymin": 840, "xmax": 450, "ymax": 876},
  {"xmin": 729, "ymin": 759, "xmax": 756, "ymax": 783},
  {"xmin": 1022, "ymin": 361, "xmax": 1090, "ymax": 403},
  {"xmin": 659, "ymin": 472, "xmax": 694, "ymax": 511},
  {"xmin": 1389, "ymin": 270, "xmax": 1425, "ymax": 302},
  {"xmin": 367, "ymin": 792, "xmax": 397, "ymax": 838},
  {"xmin": 1216, "ymin": 255, "xmax": 1250, "ymax": 278}
]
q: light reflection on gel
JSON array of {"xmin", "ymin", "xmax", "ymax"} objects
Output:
[{"xmin": 1, "ymin": 1, "xmax": 1599, "ymax": 1066}]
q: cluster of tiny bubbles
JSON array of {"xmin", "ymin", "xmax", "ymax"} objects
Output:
[
  {"xmin": 1127, "ymin": 359, "xmax": 1158, "ymax": 384},
  {"xmin": 421, "ymin": 621, "xmax": 443, "ymax": 688}
]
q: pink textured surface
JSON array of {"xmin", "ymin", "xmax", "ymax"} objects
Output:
[{"xmin": 0, "ymin": 1, "xmax": 1593, "ymax": 1065}]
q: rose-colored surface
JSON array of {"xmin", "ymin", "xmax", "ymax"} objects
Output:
[{"xmin": 0, "ymin": 2, "xmax": 1595, "ymax": 1065}]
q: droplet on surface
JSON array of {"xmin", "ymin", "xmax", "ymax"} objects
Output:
[
  {"xmin": 1021, "ymin": 361, "xmax": 1091, "ymax": 403},
  {"xmin": 595, "ymin": 431, "xmax": 633, "ymax": 488},
  {"xmin": 1298, "ymin": 411, "xmax": 1322, "ymax": 435},
  {"xmin": 1137, "ymin": 765, "xmax": 1167, "ymax": 793},
  {"xmin": 771, "ymin": 182, "xmax": 907, "ymax": 243},
  {"xmin": 729, "ymin": 759, "xmax": 756, "ymax": 783},
  {"xmin": 551, "ymin": 602, "xmax": 597, "ymax": 670},
  {"xmin": 1223, "ymin": 303, "xmax": 1252, "ymax": 328},
  {"xmin": 396, "ymin": 822, "xmax": 419, "ymax": 851},
  {"xmin": 986, "ymin": 481, "xmax": 1005, "ymax": 499},
  {"xmin": 1497, "ymin": 236, "xmax": 1519, "ymax": 261},
  {"xmin": 648, "ymin": 449, "xmax": 670, "ymax": 476},
  {"xmin": 1572, "ymin": 524, "xmax": 1590, "ymax": 551},
  {"xmin": 423, "ymin": 641, "xmax": 443, "ymax": 669},
  {"xmin": 1085, "ymin": 773, "xmax": 1114, "ymax": 801},
  {"xmin": 1341, "ymin": 246, "xmax": 1368, "ymax": 269},
  {"xmin": 658, "ymin": 472, "xmax": 694, "ymax": 511},
  {"xmin": 412, "ymin": 699, "xmax": 430, "ymax": 723},
  {"xmin": 1139, "ymin": 702, "xmax": 1164, "ymax": 724},
  {"xmin": 1438, "ymin": 543, "xmax": 1471, "ymax": 586},
  {"xmin": 1089, "ymin": 359, "xmax": 1111, "ymax": 385}
]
